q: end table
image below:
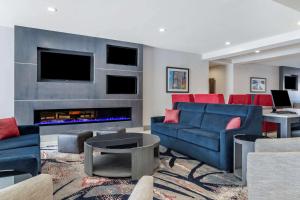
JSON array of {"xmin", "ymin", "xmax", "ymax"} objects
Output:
[{"xmin": 234, "ymin": 134, "xmax": 268, "ymax": 185}]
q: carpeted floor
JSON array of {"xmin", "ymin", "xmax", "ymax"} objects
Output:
[{"xmin": 41, "ymin": 144, "xmax": 246, "ymax": 200}]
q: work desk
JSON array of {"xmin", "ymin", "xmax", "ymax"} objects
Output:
[{"xmin": 263, "ymin": 109, "xmax": 300, "ymax": 138}]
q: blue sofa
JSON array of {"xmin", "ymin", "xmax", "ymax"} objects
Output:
[
  {"xmin": 151, "ymin": 103, "xmax": 262, "ymax": 171},
  {"xmin": 0, "ymin": 125, "xmax": 41, "ymax": 176}
]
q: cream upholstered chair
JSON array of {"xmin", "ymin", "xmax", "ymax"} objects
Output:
[
  {"xmin": 129, "ymin": 176, "xmax": 153, "ymax": 200},
  {"xmin": 0, "ymin": 174, "xmax": 53, "ymax": 200},
  {"xmin": 247, "ymin": 138, "xmax": 300, "ymax": 200},
  {"xmin": 0, "ymin": 174, "xmax": 153, "ymax": 200}
]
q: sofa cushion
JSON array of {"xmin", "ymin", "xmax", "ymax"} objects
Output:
[
  {"xmin": 205, "ymin": 104, "xmax": 249, "ymax": 116},
  {"xmin": 179, "ymin": 111, "xmax": 203, "ymax": 128},
  {"xmin": 151, "ymin": 123, "xmax": 193, "ymax": 138},
  {"xmin": 201, "ymin": 113, "xmax": 245, "ymax": 132},
  {"xmin": 176, "ymin": 103, "xmax": 206, "ymax": 128},
  {"xmin": 0, "ymin": 118, "xmax": 20, "ymax": 140},
  {"xmin": 178, "ymin": 129, "xmax": 220, "ymax": 151},
  {"xmin": 201, "ymin": 104, "xmax": 248, "ymax": 132},
  {"xmin": 163, "ymin": 109, "xmax": 180, "ymax": 124},
  {"xmin": 176, "ymin": 102, "xmax": 206, "ymax": 112},
  {"xmin": 226, "ymin": 117, "xmax": 241, "ymax": 130},
  {"xmin": 0, "ymin": 145, "xmax": 40, "ymax": 157},
  {"xmin": 0, "ymin": 134, "xmax": 40, "ymax": 151}
]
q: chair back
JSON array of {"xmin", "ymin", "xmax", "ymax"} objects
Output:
[
  {"xmin": 171, "ymin": 94, "xmax": 194, "ymax": 105},
  {"xmin": 193, "ymin": 94, "xmax": 225, "ymax": 104},
  {"xmin": 253, "ymin": 94, "xmax": 273, "ymax": 107},
  {"xmin": 228, "ymin": 94, "xmax": 252, "ymax": 105},
  {"xmin": 254, "ymin": 94, "xmax": 277, "ymax": 132}
]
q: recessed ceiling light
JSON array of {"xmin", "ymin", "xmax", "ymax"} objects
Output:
[
  {"xmin": 225, "ymin": 41, "xmax": 231, "ymax": 46},
  {"xmin": 159, "ymin": 28, "xmax": 166, "ymax": 32},
  {"xmin": 297, "ymin": 21, "xmax": 300, "ymax": 26},
  {"xmin": 47, "ymin": 7, "xmax": 57, "ymax": 12},
  {"xmin": 255, "ymin": 50, "xmax": 261, "ymax": 53}
]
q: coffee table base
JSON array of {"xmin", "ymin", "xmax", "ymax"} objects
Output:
[
  {"xmin": 93, "ymin": 154, "xmax": 131, "ymax": 178},
  {"xmin": 84, "ymin": 143, "xmax": 160, "ymax": 180}
]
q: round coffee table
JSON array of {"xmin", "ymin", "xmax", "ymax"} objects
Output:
[{"xmin": 84, "ymin": 133, "xmax": 160, "ymax": 180}]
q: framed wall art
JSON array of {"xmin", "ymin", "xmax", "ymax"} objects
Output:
[
  {"xmin": 166, "ymin": 67, "xmax": 189, "ymax": 93},
  {"xmin": 250, "ymin": 77, "xmax": 266, "ymax": 93}
]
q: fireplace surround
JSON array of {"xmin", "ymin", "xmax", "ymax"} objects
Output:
[{"xmin": 14, "ymin": 26, "xmax": 143, "ymax": 134}]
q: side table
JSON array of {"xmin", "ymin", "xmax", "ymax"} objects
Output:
[{"xmin": 234, "ymin": 134, "xmax": 268, "ymax": 185}]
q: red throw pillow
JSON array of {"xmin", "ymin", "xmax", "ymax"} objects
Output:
[
  {"xmin": 163, "ymin": 109, "xmax": 180, "ymax": 124},
  {"xmin": 226, "ymin": 117, "xmax": 241, "ymax": 130},
  {"xmin": 0, "ymin": 117, "xmax": 20, "ymax": 140}
]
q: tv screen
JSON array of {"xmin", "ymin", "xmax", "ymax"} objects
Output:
[
  {"xmin": 107, "ymin": 75, "xmax": 137, "ymax": 94},
  {"xmin": 284, "ymin": 75, "xmax": 298, "ymax": 90},
  {"xmin": 107, "ymin": 45, "xmax": 138, "ymax": 66},
  {"xmin": 38, "ymin": 48, "xmax": 93, "ymax": 82},
  {"xmin": 271, "ymin": 90, "xmax": 292, "ymax": 108}
]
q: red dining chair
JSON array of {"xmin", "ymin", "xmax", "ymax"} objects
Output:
[
  {"xmin": 254, "ymin": 94, "xmax": 277, "ymax": 134},
  {"xmin": 172, "ymin": 94, "xmax": 194, "ymax": 105},
  {"xmin": 193, "ymin": 94, "xmax": 225, "ymax": 104},
  {"xmin": 228, "ymin": 94, "xmax": 252, "ymax": 105}
]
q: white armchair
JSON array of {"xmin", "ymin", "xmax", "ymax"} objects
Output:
[
  {"xmin": 0, "ymin": 174, "xmax": 153, "ymax": 200},
  {"xmin": 0, "ymin": 174, "xmax": 53, "ymax": 200},
  {"xmin": 129, "ymin": 176, "xmax": 153, "ymax": 200},
  {"xmin": 247, "ymin": 138, "xmax": 300, "ymax": 200}
]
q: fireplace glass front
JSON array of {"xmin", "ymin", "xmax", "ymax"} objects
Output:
[{"xmin": 34, "ymin": 107, "xmax": 131, "ymax": 126}]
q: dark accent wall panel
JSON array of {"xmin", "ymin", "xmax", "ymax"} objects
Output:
[
  {"xmin": 14, "ymin": 26, "xmax": 143, "ymax": 134},
  {"xmin": 279, "ymin": 66, "xmax": 300, "ymax": 103}
]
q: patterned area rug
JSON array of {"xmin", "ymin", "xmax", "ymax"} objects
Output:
[{"xmin": 41, "ymin": 145, "xmax": 247, "ymax": 200}]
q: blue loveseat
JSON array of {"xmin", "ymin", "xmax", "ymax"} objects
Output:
[
  {"xmin": 151, "ymin": 103, "xmax": 262, "ymax": 171},
  {"xmin": 0, "ymin": 125, "xmax": 41, "ymax": 176}
]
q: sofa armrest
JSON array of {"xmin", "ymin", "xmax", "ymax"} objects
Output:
[
  {"xmin": 18, "ymin": 125, "xmax": 40, "ymax": 135},
  {"xmin": 0, "ymin": 174, "xmax": 53, "ymax": 200},
  {"xmin": 241, "ymin": 105, "xmax": 263, "ymax": 136},
  {"xmin": 218, "ymin": 106, "xmax": 263, "ymax": 171},
  {"xmin": 219, "ymin": 128, "xmax": 247, "ymax": 171},
  {"xmin": 247, "ymin": 152, "xmax": 300, "ymax": 200},
  {"xmin": 151, "ymin": 116, "xmax": 165, "ymax": 124},
  {"xmin": 255, "ymin": 138, "xmax": 300, "ymax": 152},
  {"xmin": 128, "ymin": 176, "xmax": 153, "ymax": 200},
  {"xmin": 0, "ymin": 155, "xmax": 39, "ymax": 176}
]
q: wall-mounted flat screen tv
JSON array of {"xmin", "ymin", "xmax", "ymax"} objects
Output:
[
  {"xmin": 106, "ymin": 75, "xmax": 137, "ymax": 94},
  {"xmin": 106, "ymin": 45, "xmax": 138, "ymax": 66},
  {"xmin": 38, "ymin": 48, "xmax": 94, "ymax": 82},
  {"xmin": 284, "ymin": 75, "xmax": 298, "ymax": 90}
]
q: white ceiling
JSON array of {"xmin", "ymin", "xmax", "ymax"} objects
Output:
[{"xmin": 0, "ymin": 0, "xmax": 300, "ymax": 55}]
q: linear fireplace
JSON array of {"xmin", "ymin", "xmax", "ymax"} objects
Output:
[{"xmin": 34, "ymin": 107, "xmax": 132, "ymax": 126}]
